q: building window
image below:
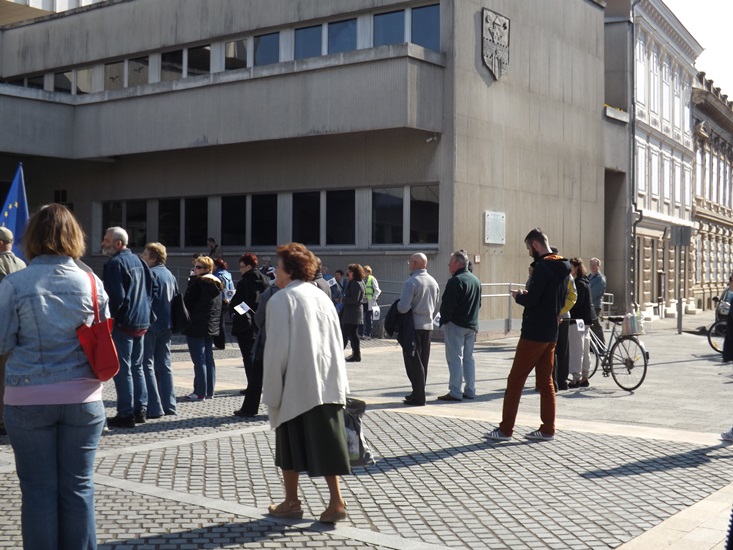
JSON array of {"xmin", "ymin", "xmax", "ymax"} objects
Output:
[
  {"xmin": 674, "ymin": 161, "xmax": 681, "ymax": 204},
  {"xmin": 695, "ymin": 148, "xmax": 703, "ymax": 197},
  {"xmin": 328, "ymin": 19, "xmax": 357, "ymax": 54},
  {"xmin": 663, "ymin": 156, "xmax": 670, "ymax": 200},
  {"xmin": 159, "ymin": 199, "xmax": 181, "ymax": 247},
  {"xmin": 225, "ymin": 39, "xmax": 247, "ymax": 70},
  {"xmin": 684, "ymin": 168, "xmax": 692, "ymax": 208},
  {"xmin": 251, "ymin": 194, "xmax": 277, "ymax": 246},
  {"xmin": 662, "ymin": 63, "xmax": 670, "ymax": 123},
  {"xmin": 292, "ymin": 192, "xmax": 320, "ymax": 245},
  {"xmin": 635, "ymin": 37, "xmax": 646, "ymax": 106},
  {"xmin": 410, "ymin": 185, "xmax": 439, "ymax": 243},
  {"xmin": 76, "ymin": 68, "xmax": 93, "ymax": 94},
  {"xmin": 104, "ymin": 61, "xmax": 124, "ymax": 91},
  {"xmin": 411, "ymin": 4, "xmax": 440, "ymax": 52},
  {"xmin": 372, "ymin": 187, "xmax": 403, "ymax": 244},
  {"xmin": 102, "ymin": 202, "xmax": 123, "ymax": 236},
  {"xmin": 184, "ymin": 197, "xmax": 208, "ymax": 248},
  {"xmin": 128, "ymin": 57, "xmax": 149, "ymax": 86},
  {"xmin": 161, "ymin": 50, "xmax": 184, "ymax": 81},
  {"xmin": 683, "ymin": 83, "xmax": 691, "ymax": 136},
  {"xmin": 650, "ymin": 150, "xmax": 659, "ymax": 197},
  {"xmin": 254, "ymin": 32, "xmax": 280, "ymax": 66},
  {"xmin": 650, "ymin": 50, "xmax": 659, "ymax": 114},
  {"xmin": 637, "ymin": 144, "xmax": 647, "ymax": 193},
  {"xmin": 326, "ymin": 190, "xmax": 355, "ymax": 245},
  {"xmin": 374, "ymin": 10, "xmax": 405, "ymax": 47},
  {"xmin": 221, "ymin": 195, "xmax": 247, "ymax": 246},
  {"xmin": 54, "ymin": 71, "xmax": 72, "ymax": 94},
  {"xmin": 26, "ymin": 74, "xmax": 44, "ymax": 90},
  {"xmin": 187, "ymin": 45, "xmax": 211, "ymax": 77},
  {"xmin": 126, "ymin": 200, "xmax": 147, "ymax": 248},
  {"xmin": 673, "ymin": 71, "xmax": 681, "ymax": 130},
  {"xmin": 295, "ymin": 25, "xmax": 322, "ymax": 60}
]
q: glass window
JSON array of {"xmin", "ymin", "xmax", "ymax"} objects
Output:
[
  {"xmin": 76, "ymin": 68, "xmax": 93, "ymax": 94},
  {"xmin": 374, "ymin": 10, "xmax": 405, "ymax": 47},
  {"xmin": 158, "ymin": 199, "xmax": 181, "ymax": 248},
  {"xmin": 225, "ymin": 39, "xmax": 247, "ymax": 70},
  {"xmin": 104, "ymin": 61, "xmax": 124, "ymax": 91},
  {"xmin": 372, "ymin": 188, "xmax": 403, "ymax": 244},
  {"xmin": 221, "ymin": 195, "xmax": 247, "ymax": 246},
  {"xmin": 254, "ymin": 32, "xmax": 280, "ymax": 66},
  {"xmin": 292, "ymin": 192, "xmax": 320, "ymax": 245},
  {"xmin": 650, "ymin": 151, "xmax": 659, "ymax": 196},
  {"xmin": 26, "ymin": 74, "xmax": 44, "ymax": 90},
  {"xmin": 328, "ymin": 19, "xmax": 356, "ymax": 54},
  {"xmin": 411, "ymin": 4, "xmax": 440, "ymax": 52},
  {"xmin": 54, "ymin": 71, "xmax": 72, "ymax": 94},
  {"xmin": 102, "ymin": 202, "xmax": 123, "ymax": 238},
  {"xmin": 126, "ymin": 200, "xmax": 147, "ymax": 248},
  {"xmin": 295, "ymin": 25, "xmax": 322, "ymax": 60},
  {"xmin": 128, "ymin": 57, "xmax": 149, "ymax": 86},
  {"xmin": 184, "ymin": 197, "xmax": 208, "ymax": 248},
  {"xmin": 637, "ymin": 144, "xmax": 647, "ymax": 193},
  {"xmin": 188, "ymin": 45, "xmax": 211, "ymax": 77},
  {"xmin": 326, "ymin": 190, "xmax": 355, "ymax": 245},
  {"xmin": 410, "ymin": 185, "xmax": 439, "ymax": 243},
  {"xmin": 161, "ymin": 50, "xmax": 183, "ymax": 81},
  {"xmin": 7, "ymin": 79, "xmax": 23, "ymax": 87},
  {"xmin": 251, "ymin": 194, "xmax": 278, "ymax": 246}
]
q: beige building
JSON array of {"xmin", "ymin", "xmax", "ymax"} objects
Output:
[{"xmin": 0, "ymin": 0, "xmax": 607, "ymax": 330}]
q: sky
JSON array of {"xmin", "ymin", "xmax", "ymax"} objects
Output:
[{"xmin": 662, "ymin": 0, "xmax": 733, "ymax": 95}]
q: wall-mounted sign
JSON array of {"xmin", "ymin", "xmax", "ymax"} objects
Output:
[{"xmin": 484, "ymin": 211, "xmax": 505, "ymax": 245}]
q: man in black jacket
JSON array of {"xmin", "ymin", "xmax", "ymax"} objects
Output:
[{"xmin": 487, "ymin": 228, "xmax": 570, "ymax": 442}]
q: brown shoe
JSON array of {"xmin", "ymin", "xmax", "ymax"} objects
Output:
[
  {"xmin": 319, "ymin": 508, "xmax": 348, "ymax": 523},
  {"xmin": 267, "ymin": 499, "xmax": 303, "ymax": 519}
]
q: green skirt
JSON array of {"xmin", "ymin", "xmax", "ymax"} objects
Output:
[{"xmin": 275, "ymin": 403, "xmax": 351, "ymax": 477}]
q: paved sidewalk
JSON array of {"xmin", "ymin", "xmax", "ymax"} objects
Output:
[{"xmin": 0, "ymin": 311, "xmax": 731, "ymax": 548}]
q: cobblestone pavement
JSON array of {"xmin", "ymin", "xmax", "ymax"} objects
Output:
[{"xmin": 0, "ymin": 312, "xmax": 732, "ymax": 549}]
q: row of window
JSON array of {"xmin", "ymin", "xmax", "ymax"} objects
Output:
[
  {"xmin": 697, "ymin": 237, "xmax": 732, "ymax": 284},
  {"xmin": 7, "ymin": 4, "xmax": 439, "ymax": 95},
  {"xmin": 636, "ymin": 141, "xmax": 692, "ymax": 206},
  {"xmin": 100, "ymin": 185, "xmax": 439, "ymax": 251},
  {"xmin": 695, "ymin": 146, "xmax": 733, "ymax": 207}
]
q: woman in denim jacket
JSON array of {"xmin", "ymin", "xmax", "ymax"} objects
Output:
[{"xmin": 0, "ymin": 204, "xmax": 108, "ymax": 550}]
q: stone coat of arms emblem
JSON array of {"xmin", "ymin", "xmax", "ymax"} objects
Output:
[{"xmin": 482, "ymin": 8, "xmax": 510, "ymax": 79}]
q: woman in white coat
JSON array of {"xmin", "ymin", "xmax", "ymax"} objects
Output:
[{"xmin": 263, "ymin": 242, "xmax": 350, "ymax": 523}]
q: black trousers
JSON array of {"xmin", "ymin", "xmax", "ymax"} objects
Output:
[
  {"xmin": 554, "ymin": 321, "xmax": 569, "ymax": 387},
  {"xmin": 342, "ymin": 323, "xmax": 361, "ymax": 354},
  {"xmin": 403, "ymin": 329, "xmax": 431, "ymax": 404},
  {"xmin": 236, "ymin": 334, "xmax": 256, "ymax": 388},
  {"xmin": 239, "ymin": 357, "xmax": 264, "ymax": 415}
]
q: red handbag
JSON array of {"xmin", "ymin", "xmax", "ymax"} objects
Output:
[{"xmin": 77, "ymin": 272, "xmax": 120, "ymax": 382}]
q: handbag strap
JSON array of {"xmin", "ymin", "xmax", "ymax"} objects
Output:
[{"xmin": 86, "ymin": 272, "xmax": 100, "ymax": 324}]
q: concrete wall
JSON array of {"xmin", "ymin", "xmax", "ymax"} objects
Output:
[{"xmin": 604, "ymin": 20, "xmax": 631, "ymax": 111}]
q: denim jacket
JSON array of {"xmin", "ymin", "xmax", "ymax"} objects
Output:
[
  {"xmin": 0, "ymin": 255, "xmax": 110, "ymax": 387},
  {"xmin": 149, "ymin": 263, "xmax": 179, "ymax": 331},
  {"xmin": 102, "ymin": 248, "xmax": 153, "ymax": 331}
]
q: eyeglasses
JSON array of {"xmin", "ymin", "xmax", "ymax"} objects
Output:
[{"xmin": 194, "ymin": 265, "xmax": 206, "ymax": 270}]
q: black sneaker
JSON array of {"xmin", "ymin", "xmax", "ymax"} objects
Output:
[
  {"xmin": 107, "ymin": 415, "xmax": 135, "ymax": 429},
  {"xmin": 134, "ymin": 409, "xmax": 147, "ymax": 424}
]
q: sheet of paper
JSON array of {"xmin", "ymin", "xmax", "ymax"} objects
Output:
[{"xmin": 234, "ymin": 302, "xmax": 251, "ymax": 315}]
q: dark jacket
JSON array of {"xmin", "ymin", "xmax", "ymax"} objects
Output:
[
  {"xmin": 515, "ymin": 253, "xmax": 571, "ymax": 342},
  {"xmin": 384, "ymin": 300, "xmax": 416, "ymax": 357},
  {"xmin": 570, "ymin": 275, "xmax": 597, "ymax": 325},
  {"xmin": 230, "ymin": 267, "xmax": 270, "ymax": 337},
  {"xmin": 342, "ymin": 279, "xmax": 366, "ymax": 325},
  {"xmin": 102, "ymin": 248, "xmax": 154, "ymax": 331},
  {"xmin": 439, "ymin": 267, "xmax": 481, "ymax": 330},
  {"xmin": 182, "ymin": 274, "xmax": 223, "ymax": 338}
]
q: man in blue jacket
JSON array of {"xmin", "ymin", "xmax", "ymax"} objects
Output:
[
  {"xmin": 437, "ymin": 250, "xmax": 481, "ymax": 402},
  {"xmin": 102, "ymin": 227, "xmax": 154, "ymax": 428}
]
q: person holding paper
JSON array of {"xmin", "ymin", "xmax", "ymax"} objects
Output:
[{"xmin": 567, "ymin": 257, "xmax": 596, "ymax": 389}]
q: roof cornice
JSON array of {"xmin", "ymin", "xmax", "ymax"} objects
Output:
[{"xmin": 636, "ymin": 0, "xmax": 703, "ymax": 64}]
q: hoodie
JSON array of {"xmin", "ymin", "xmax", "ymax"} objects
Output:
[{"xmin": 515, "ymin": 253, "xmax": 572, "ymax": 342}]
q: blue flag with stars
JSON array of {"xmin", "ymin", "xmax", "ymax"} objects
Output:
[{"xmin": 2, "ymin": 164, "xmax": 29, "ymax": 261}]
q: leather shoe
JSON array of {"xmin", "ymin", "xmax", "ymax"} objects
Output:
[
  {"xmin": 462, "ymin": 393, "xmax": 475, "ymax": 400},
  {"xmin": 403, "ymin": 396, "xmax": 425, "ymax": 406},
  {"xmin": 437, "ymin": 393, "xmax": 462, "ymax": 402},
  {"xmin": 107, "ymin": 415, "xmax": 135, "ymax": 429},
  {"xmin": 233, "ymin": 409, "xmax": 257, "ymax": 418}
]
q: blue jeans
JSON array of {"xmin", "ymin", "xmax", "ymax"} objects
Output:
[
  {"xmin": 187, "ymin": 336, "xmax": 215, "ymax": 397},
  {"xmin": 443, "ymin": 322, "xmax": 477, "ymax": 399},
  {"xmin": 112, "ymin": 328, "xmax": 147, "ymax": 417},
  {"xmin": 142, "ymin": 328, "xmax": 173, "ymax": 415},
  {"xmin": 5, "ymin": 401, "xmax": 105, "ymax": 550},
  {"xmin": 360, "ymin": 302, "xmax": 373, "ymax": 337}
]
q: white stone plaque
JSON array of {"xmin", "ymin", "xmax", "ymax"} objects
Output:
[{"xmin": 484, "ymin": 211, "xmax": 505, "ymax": 245}]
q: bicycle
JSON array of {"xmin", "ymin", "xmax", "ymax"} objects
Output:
[
  {"xmin": 707, "ymin": 319, "xmax": 727, "ymax": 354},
  {"xmin": 587, "ymin": 315, "xmax": 649, "ymax": 391}
]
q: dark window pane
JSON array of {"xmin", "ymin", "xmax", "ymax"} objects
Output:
[
  {"xmin": 328, "ymin": 19, "xmax": 356, "ymax": 54},
  {"xmin": 185, "ymin": 197, "xmax": 208, "ymax": 248},
  {"xmin": 374, "ymin": 10, "xmax": 404, "ymax": 47},
  {"xmin": 7, "ymin": 79, "xmax": 23, "ymax": 87},
  {"xmin": 161, "ymin": 50, "xmax": 183, "ymax": 81},
  {"xmin": 254, "ymin": 32, "xmax": 279, "ymax": 66},
  {"xmin": 76, "ymin": 68, "xmax": 93, "ymax": 94},
  {"xmin": 225, "ymin": 40, "xmax": 247, "ymax": 70},
  {"xmin": 292, "ymin": 192, "xmax": 320, "ymax": 245},
  {"xmin": 102, "ymin": 202, "xmax": 123, "ymax": 240},
  {"xmin": 326, "ymin": 190, "xmax": 355, "ymax": 245},
  {"xmin": 126, "ymin": 200, "xmax": 147, "ymax": 248},
  {"xmin": 221, "ymin": 195, "xmax": 247, "ymax": 246},
  {"xmin": 411, "ymin": 4, "xmax": 440, "ymax": 52},
  {"xmin": 104, "ymin": 61, "xmax": 124, "ymax": 91},
  {"xmin": 372, "ymin": 188, "xmax": 403, "ymax": 244},
  {"xmin": 188, "ymin": 45, "xmax": 211, "ymax": 77},
  {"xmin": 295, "ymin": 25, "xmax": 322, "ymax": 60},
  {"xmin": 54, "ymin": 72, "xmax": 72, "ymax": 94},
  {"xmin": 251, "ymin": 194, "xmax": 277, "ymax": 246},
  {"xmin": 159, "ymin": 199, "xmax": 181, "ymax": 248},
  {"xmin": 27, "ymin": 74, "xmax": 44, "ymax": 90},
  {"xmin": 410, "ymin": 185, "xmax": 439, "ymax": 244},
  {"xmin": 128, "ymin": 57, "xmax": 149, "ymax": 86}
]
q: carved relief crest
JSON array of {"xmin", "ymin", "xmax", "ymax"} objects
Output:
[{"xmin": 482, "ymin": 8, "xmax": 510, "ymax": 79}]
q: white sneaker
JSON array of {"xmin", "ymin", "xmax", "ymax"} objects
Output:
[
  {"xmin": 185, "ymin": 393, "xmax": 204, "ymax": 401},
  {"xmin": 525, "ymin": 429, "xmax": 555, "ymax": 441},
  {"xmin": 721, "ymin": 429, "xmax": 733, "ymax": 442}
]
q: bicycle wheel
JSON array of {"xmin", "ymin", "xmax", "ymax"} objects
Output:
[
  {"xmin": 707, "ymin": 320, "xmax": 727, "ymax": 354},
  {"xmin": 609, "ymin": 336, "xmax": 647, "ymax": 391},
  {"xmin": 588, "ymin": 339, "xmax": 601, "ymax": 378}
]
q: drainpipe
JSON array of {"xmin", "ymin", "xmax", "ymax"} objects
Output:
[{"xmin": 629, "ymin": 0, "xmax": 643, "ymax": 313}]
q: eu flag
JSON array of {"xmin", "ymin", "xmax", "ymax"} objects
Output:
[{"xmin": 1, "ymin": 164, "xmax": 29, "ymax": 261}]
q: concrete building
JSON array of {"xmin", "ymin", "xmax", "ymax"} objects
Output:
[{"xmin": 0, "ymin": 0, "xmax": 606, "ymax": 330}]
